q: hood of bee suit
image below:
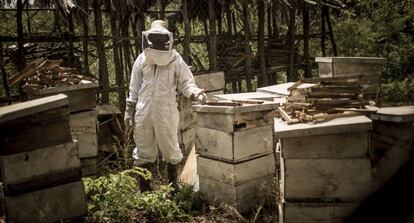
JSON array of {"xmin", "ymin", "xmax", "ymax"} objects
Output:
[{"xmin": 142, "ymin": 20, "xmax": 176, "ymax": 66}]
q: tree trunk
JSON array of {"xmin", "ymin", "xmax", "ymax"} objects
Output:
[
  {"xmin": 93, "ymin": 0, "xmax": 110, "ymax": 103},
  {"xmin": 121, "ymin": 15, "xmax": 132, "ymax": 81},
  {"xmin": 303, "ymin": 2, "xmax": 311, "ymax": 78},
  {"xmin": 182, "ymin": 0, "xmax": 191, "ymax": 64},
  {"xmin": 16, "ymin": 0, "xmax": 26, "ymax": 99},
  {"xmin": 67, "ymin": 12, "xmax": 75, "ymax": 67},
  {"xmin": 321, "ymin": 6, "xmax": 327, "ymax": 57},
  {"xmin": 81, "ymin": 0, "xmax": 89, "ymax": 74},
  {"xmin": 257, "ymin": 0, "xmax": 268, "ymax": 87},
  {"xmin": 0, "ymin": 42, "xmax": 10, "ymax": 98},
  {"xmin": 208, "ymin": 0, "xmax": 217, "ymax": 71},
  {"xmin": 107, "ymin": 0, "xmax": 125, "ymax": 113},
  {"xmin": 272, "ymin": 0, "xmax": 279, "ymax": 36},
  {"xmin": 242, "ymin": 0, "xmax": 253, "ymax": 91},
  {"xmin": 287, "ymin": 0, "xmax": 296, "ymax": 82},
  {"xmin": 325, "ymin": 7, "xmax": 338, "ymax": 56}
]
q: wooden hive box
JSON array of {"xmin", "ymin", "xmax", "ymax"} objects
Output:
[
  {"xmin": 369, "ymin": 106, "xmax": 414, "ymax": 191},
  {"xmin": 69, "ymin": 109, "xmax": 98, "ymax": 158},
  {"xmin": 4, "ymin": 181, "xmax": 87, "ymax": 223},
  {"xmin": 26, "ymin": 82, "xmax": 98, "ymax": 113},
  {"xmin": 275, "ymin": 116, "xmax": 373, "ymax": 201},
  {"xmin": 193, "ymin": 102, "xmax": 279, "ymax": 163},
  {"xmin": 0, "ymin": 94, "xmax": 72, "ymax": 155},
  {"xmin": 315, "ymin": 57, "xmax": 387, "ymax": 100}
]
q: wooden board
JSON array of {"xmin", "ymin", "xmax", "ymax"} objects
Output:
[
  {"xmin": 196, "ymin": 125, "xmax": 273, "ymax": 163},
  {"xmin": 315, "ymin": 57, "xmax": 387, "ymax": 64},
  {"xmin": 4, "ymin": 181, "xmax": 87, "ymax": 223},
  {"xmin": 179, "ymin": 106, "xmax": 196, "ymax": 131},
  {"xmin": 0, "ymin": 106, "xmax": 72, "ymax": 155},
  {"xmin": 192, "ymin": 101, "xmax": 279, "ymax": 114},
  {"xmin": 213, "ymin": 92, "xmax": 277, "ymax": 101},
  {"xmin": 279, "ymin": 202, "xmax": 358, "ymax": 223},
  {"xmin": 70, "ymin": 110, "xmax": 98, "ymax": 158},
  {"xmin": 281, "ymin": 131, "xmax": 369, "ymax": 159},
  {"xmin": 197, "ymin": 154, "xmax": 275, "ymax": 185},
  {"xmin": 274, "ymin": 116, "xmax": 372, "ymax": 139},
  {"xmin": 81, "ymin": 157, "xmax": 97, "ymax": 177},
  {"xmin": 370, "ymin": 106, "xmax": 414, "ymax": 123},
  {"xmin": 282, "ymin": 158, "xmax": 371, "ymax": 200},
  {"xmin": 205, "ymin": 90, "xmax": 224, "ymax": 99},
  {"xmin": 0, "ymin": 141, "xmax": 80, "ymax": 186},
  {"xmin": 199, "ymin": 175, "xmax": 273, "ymax": 213},
  {"xmin": 0, "ymin": 94, "xmax": 68, "ymax": 124},
  {"xmin": 196, "ymin": 110, "xmax": 274, "ymax": 132},
  {"xmin": 178, "ymin": 126, "xmax": 196, "ymax": 157},
  {"xmin": 27, "ymin": 84, "xmax": 97, "ymax": 113},
  {"xmin": 257, "ymin": 82, "xmax": 296, "ymax": 96},
  {"xmin": 194, "ymin": 71, "xmax": 225, "ymax": 92}
]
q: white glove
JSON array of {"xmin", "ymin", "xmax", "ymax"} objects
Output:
[
  {"xmin": 191, "ymin": 89, "xmax": 207, "ymax": 105},
  {"xmin": 124, "ymin": 102, "xmax": 135, "ymax": 128}
]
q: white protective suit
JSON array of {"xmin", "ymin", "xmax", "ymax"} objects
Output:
[{"xmin": 127, "ymin": 21, "xmax": 203, "ymax": 166}]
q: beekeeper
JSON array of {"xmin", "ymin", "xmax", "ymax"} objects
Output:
[{"xmin": 124, "ymin": 20, "xmax": 207, "ymax": 192}]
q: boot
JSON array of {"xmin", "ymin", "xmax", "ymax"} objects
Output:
[
  {"xmin": 167, "ymin": 163, "xmax": 180, "ymax": 193},
  {"xmin": 137, "ymin": 162, "xmax": 153, "ymax": 192}
]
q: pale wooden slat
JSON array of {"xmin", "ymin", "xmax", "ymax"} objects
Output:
[
  {"xmin": 195, "ymin": 126, "xmax": 233, "ymax": 161},
  {"xmin": 213, "ymin": 92, "xmax": 277, "ymax": 101},
  {"xmin": 315, "ymin": 57, "xmax": 387, "ymax": 64},
  {"xmin": 0, "ymin": 94, "xmax": 68, "ymax": 124},
  {"xmin": 370, "ymin": 106, "xmax": 414, "ymax": 123},
  {"xmin": 1, "ymin": 141, "xmax": 80, "ymax": 185},
  {"xmin": 194, "ymin": 71, "xmax": 225, "ymax": 92},
  {"xmin": 70, "ymin": 110, "xmax": 98, "ymax": 158},
  {"xmin": 283, "ymin": 158, "xmax": 371, "ymax": 200},
  {"xmin": 4, "ymin": 181, "xmax": 87, "ymax": 223},
  {"xmin": 192, "ymin": 102, "xmax": 279, "ymax": 114},
  {"xmin": 274, "ymin": 116, "xmax": 372, "ymax": 139},
  {"xmin": 281, "ymin": 131, "xmax": 369, "ymax": 159},
  {"xmin": 197, "ymin": 154, "xmax": 275, "ymax": 185}
]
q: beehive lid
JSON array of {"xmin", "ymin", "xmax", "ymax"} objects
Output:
[
  {"xmin": 274, "ymin": 115, "xmax": 372, "ymax": 138},
  {"xmin": 192, "ymin": 101, "xmax": 280, "ymax": 114},
  {"xmin": 213, "ymin": 92, "xmax": 277, "ymax": 101},
  {"xmin": 315, "ymin": 57, "xmax": 387, "ymax": 64},
  {"xmin": 0, "ymin": 94, "xmax": 68, "ymax": 124},
  {"xmin": 370, "ymin": 106, "xmax": 414, "ymax": 123},
  {"xmin": 257, "ymin": 82, "xmax": 315, "ymax": 96}
]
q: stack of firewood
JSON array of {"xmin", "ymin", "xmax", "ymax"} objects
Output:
[
  {"xmin": 8, "ymin": 57, "xmax": 97, "ymax": 91},
  {"xmin": 279, "ymin": 75, "xmax": 377, "ymax": 124}
]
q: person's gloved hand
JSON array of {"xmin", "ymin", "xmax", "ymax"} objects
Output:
[
  {"xmin": 124, "ymin": 101, "xmax": 136, "ymax": 128},
  {"xmin": 191, "ymin": 89, "xmax": 207, "ymax": 104}
]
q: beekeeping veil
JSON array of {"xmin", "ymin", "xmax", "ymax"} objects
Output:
[{"xmin": 142, "ymin": 20, "xmax": 176, "ymax": 66}]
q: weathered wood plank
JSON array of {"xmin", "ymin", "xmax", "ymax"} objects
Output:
[
  {"xmin": 370, "ymin": 106, "xmax": 414, "ymax": 123},
  {"xmin": 70, "ymin": 110, "xmax": 98, "ymax": 158},
  {"xmin": 0, "ymin": 106, "xmax": 72, "ymax": 155},
  {"xmin": 0, "ymin": 94, "xmax": 68, "ymax": 124},
  {"xmin": 274, "ymin": 116, "xmax": 372, "ymax": 139},
  {"xmin": 315, "ymin": 57, "xmax": 387, "ymax": 64},
  {"xmin": 197, "ymin": 154, "xmax": 275, "ymax": 185},
  {"xmin": 194, "ymin": 71, "xmax": 225, "ymax": 92},
  {"xmin": 195, "ymin": 112, "xmax": 234, "ymax": 132},
  {"xmin": 4, "ymin": 181, "xmax": 87, "ymax": 223},
  {"xmin": 0, "ymin": 141, "xmax": 80, "ymax": 185},
  {"xmin": 279, "ymin": 202, "xmax": 358, "ymax": 223},
  {"xmin": 199, "ymin": 175, "xmax": 273, "ymax": 213},
  {"xmin": 179, "ymin": 106, "xmax": 196, "ymax": 131},
  {"xmin": 196, "ymin": 125, "xmax": 273, "ymax": 163},
  {"xmin": 192, "ymin": 102, "xmax": 279, "ymax": 114},
  {"xmin": 205, "ymin": 90, "xmax": 224, "ymax": 99},
  {"xmin": 81, "ymin": 157, "xmax": 97, "ymax": 177},
  {"xmin": 281, "ymin": 131, "xmax": 369, "ymax": 159},
  {"xmin": 213, "ymin": 92, "xmax": 277, "ymax": 101},
  {"xmin": 178, "ymin": 126, "xmax": 196, "ymax": 156},
  {"xmin": 282, "ymin": 158, "xmax": 371, "ymax": 200}
]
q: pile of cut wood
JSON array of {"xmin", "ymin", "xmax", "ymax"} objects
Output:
[
  {"xmin": 8, "ymin": 57, "xmax": 97, "ymax": 91},
  {"xmin": 279, "ymin": 75, "xmax": 377, "ymax": 124}
]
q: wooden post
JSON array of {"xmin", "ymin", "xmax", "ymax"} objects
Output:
[
  {"xmin": 121, "ymin": 15, "xmax": 132, "ymax": 79},
  {"xmin": 321, "ymin": 6, "xmax": 327, "ymax": 57},
  {"xmin": 158, "ymin": 0, "xmax": 165, "ymax": 20},
  {"xmin": 242, "ymin": 0, "xmax": 253, "ymax": 92},
  {"xmin": 208, "ymin": 0, "xmax": 217, "ymax": 71},
  {"xmin": 16, "ymin": 0, "xmax": 26, "ymax": 71},
  {"xmin": 182, "ymin": 0, "xmax": 191, "ymax": 64},
  {"xmin": 80, "ymin": 0, "xmax": 89, "ymax": 74},
  {"xmin": 106, "ymin": 0, "xmax": 126, "ymax": 113},
  {"xmin": 93, "ymin": 0, "xmax": 110, "ymax": 103},
  {"xmin": 272, "ymin": 0, "xmax": 279, "ymax": 35},
  {"xmin": 325, "ymin": 7, "xmax": 338, "ymax": 56},
  {"xmin": 0, "ymin": 42, "xmax": 10, "ymax": 98},
  {"xmin": 67, "ymin": 12, "xmax": 75, "ymax": 67},
  {"xmin": 257, "ymin": 0, "xmax": 268, "ymax": 87},
  {"xmin": 303, "ymin": 2, "xmax": 311, "ymax": 78},
  {"xmin": 287, "ymin": 0, "xmax": 297, "ymax": 82}
]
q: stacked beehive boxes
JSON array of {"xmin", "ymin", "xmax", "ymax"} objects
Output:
[
  {"xmin": 193, "ymin": 102, "xmax": 279, "ymax": 213},
  {"xmin": 370, "ymin": 106, "xmax": 414, "ymax": 191},
  {"xmin": 315, "ymin": 57, "xmax": 387, "ymax": 100},
  {"xmin": 178, "ymin": 71, "xmax": 225, "ymax": 155},
  {"xmin": 0, "ymin": 94, "xmax": 87, "ymax": 222},
  {"xmin": 27, "ymin": 83, "xmax": 99, "ymax": 177},
  {"xmin": 275, "ymin": 116, "xmax": 373, "ymax": 223}
]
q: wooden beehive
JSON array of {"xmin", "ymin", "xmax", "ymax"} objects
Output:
[
  {"xmin": 315, "ymin": 57, "xmax": 387, "ymax": 100},
  {"xmin": 26, "ymin": 82, "xmax": 98, "ymax": 113},
  {"xmin": 275, "ymin": 116, "xmax": 373, "ymax": 223},
  {"xmin": 69, "ymin": 109, "xmax": 98, "ymax": 158}
]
